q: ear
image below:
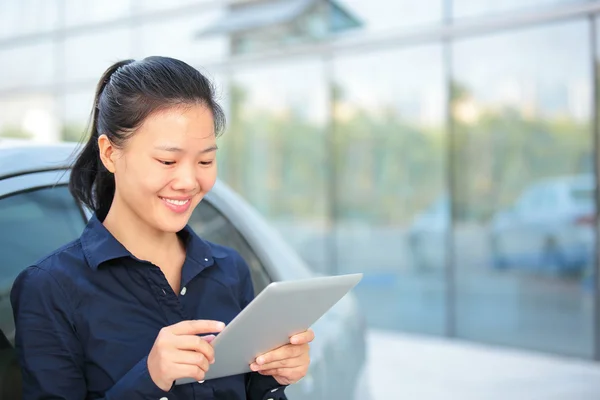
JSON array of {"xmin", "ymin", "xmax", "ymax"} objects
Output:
[{"xmin": 98, "ymin": 134, "xmax": 117, "ymax": 173}]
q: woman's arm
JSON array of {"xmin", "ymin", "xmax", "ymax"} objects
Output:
[{"xmin": 10, "ymin": 266, "xmax": 170, "ymax": 400}]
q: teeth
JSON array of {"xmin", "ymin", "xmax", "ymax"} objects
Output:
[{"xmin": 163, "ymin": 198, "xmax": 189, "ymax": 206}]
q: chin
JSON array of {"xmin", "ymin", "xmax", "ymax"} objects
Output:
[{"xmin": 155, "ymin": 213, "xmax": 192, "ymax": 233}]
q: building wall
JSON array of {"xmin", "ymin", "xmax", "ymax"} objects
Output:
[{"xmin": 1, "ymin": 0, "xmax": 599, "ymax": 359}]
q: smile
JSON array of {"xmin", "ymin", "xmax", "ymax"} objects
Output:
[{"xmin": 160, "ymin": 198, "xmax": 190, "ymax": 206}]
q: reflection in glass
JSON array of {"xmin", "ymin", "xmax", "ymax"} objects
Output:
[
  {"xmin": 0, "ymin": 0, "xmax": 59, "ymax": 39},
  {"xmin": 0, "ymin": 41, "xmax": 55, "ymax": 91},
  {"xmin": 451, "ymin": 21, "xmax": 594, "ymax": 357},
  {"xmin": 64, "ymin": 0, "xmax": 132, "ymax": 27},
  {"xmin": 453, "ymin": 0, "xmax": 585, "ymax": 19},
  {"xmin": 136, "ymin": 12, "xmax": 227, "ymax": 63},
  {"xmin": 64, "ymin": 28, "xmax": 132, "ymax": 84},
  {"xmin": 220, "ymin": 59, "xmax": 329, "ymax": 275},
  {"xmin": 336, "ymin": 0, "xmax": 442, "ymax": 34},
  {"xmin": 333, "ymin": 45, "xmax": 447, "ymax": 334},
  {"xmin": 199, "ymin": 0, "xmax": 362, "ymax": 55},
  {"xmin": 0, "ymin": 94, "xmax": 60, "ymax": 142},
  {"xmin": 62, "ymin": 89, "xmax": 96, "ymax": 142}
]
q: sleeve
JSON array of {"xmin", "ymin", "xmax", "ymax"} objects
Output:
[
  {"xmin": 11, "ymin": 266, "xmax": 170, "ymax": 400},
  {"xmin": 235, "ymin": 253, "xmax": 288, "ymax": 400}
]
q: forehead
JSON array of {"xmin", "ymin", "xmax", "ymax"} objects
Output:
[{"xmin": 134, "ymin": 105, "xmax": 216, "ymax": 146}]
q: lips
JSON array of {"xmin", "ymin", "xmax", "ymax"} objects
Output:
[{"xmin": 160, "ymin": 196, "xmax": 192, "ymax": 213}]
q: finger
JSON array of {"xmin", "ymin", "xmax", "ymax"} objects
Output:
[
  {"xmin": 176, "ymin": 335, "xmax": 215, "ymax": 363},
  {"xmin": 173, "ymin": 363, "xmax": 206, "ymax": 382},
  {"xmin": 201, "ymin": 334, "xmax": 216, "ymax": 344},
  {"xmin": 251, "ymin": 355, "xmax": 305, "ymax": 372},
  {"xmin": 257, "ymin": 368, "xmax": 280, "ymax": 376},
  {"xmin": 256, "ymin": 344, "xmax": 307, "ymax": 365},
  {"xmin": 169, "ymin": 320, "xmax": 225, "ymax": 336},
  {"xmin": 175, "ymin": 350, "xmax": 211, "ymax": 372},
  {"xmin": 290, "ymin": 329, "xmax": 314, "ymax": 345}
]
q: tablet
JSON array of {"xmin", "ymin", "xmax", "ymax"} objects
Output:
[{"xmin": 175, "ymin": 273, "xmax": 363, "ymax": 384}]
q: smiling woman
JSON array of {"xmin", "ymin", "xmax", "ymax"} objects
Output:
[{"xmin": 10, "ymin": 56, "xmax": 314, "ymax": 400}]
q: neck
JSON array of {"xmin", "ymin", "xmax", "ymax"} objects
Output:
[{"xmin": 102, "ymin": 199, "xmax": 182, "ymax": 267}]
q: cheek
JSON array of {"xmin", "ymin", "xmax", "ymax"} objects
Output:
[
  {"xmin": 198, "ymin": 167, "xmax": 218, "ymax": 192},
  {"xmin": 115, "ymin": 160, "xmax": 164, "ymax": 196}
]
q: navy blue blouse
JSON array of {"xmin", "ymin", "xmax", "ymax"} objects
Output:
[{"xmin": 10, "ymin": 214, "xmax": 286, "ymax": 400}]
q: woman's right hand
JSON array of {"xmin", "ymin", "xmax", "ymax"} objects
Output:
[{"xmin": 147, "ymin": 320, "xmax": 225, "ymax": 391}]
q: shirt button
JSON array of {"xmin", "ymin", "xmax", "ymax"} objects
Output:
[
  {"xmin": 160, "ymin": 397, "xmax": 168, "ymax": 400},
  {"xmin": 180, "ymin": 287, "xmax": 187, "ymax": 296},
  {"xmin": 204, "ymin": 258, "xmax": 208, "ymax": 262}
]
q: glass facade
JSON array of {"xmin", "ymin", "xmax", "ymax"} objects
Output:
[{"xmin": 2, "ymin": 0, "xmax": 600, "ymax": 361}]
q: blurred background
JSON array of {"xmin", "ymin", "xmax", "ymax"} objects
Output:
[{"xmin": 3, "ymin": 0, "xmax": 600, "ymax": 397}]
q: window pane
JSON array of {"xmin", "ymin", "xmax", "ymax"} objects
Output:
[
  {"xmin": 333, "ymin": 45, "xmax": 447, "ymax": 334},
  {"xmin": 136, "ymin": 0, "xmax": 221, "ymax": 13},
  {"xmin": 0, "ymin": 94, "xmax": 61, "ymax": 142},
  {"xmin": 188, "ymin": 201, "xmax": 271, "ymax": 294},
  {"xmin": 136, "ymin": 12, "xmax": 227, "ymax": 64},
  {"xmin": 0, "ymin": 186, "xmax": 86, "ymax": 339},
  {"xmin": 64, "ymin": 0, "xmax": 131, "ymax": 26},
  {"xmin": 221, "ymin": 59, "xmax": 329, "ymax": 275},
  {"xmin": 0, "ymin": 41, "xmax": 55, "ymax": 91},
  {"xmin": 61, "ymin": 88, "xmax": 95, "ymax": 142},
  {"xmin": 64, "ymin": 28, "xmax": 132, "ymax": 84},
  {"xmin": 0, "ymin": 0, "xmax": 59, "ymax": 39},
  {"xmin": 336, "ymin": 0, "xmax": 442, "ymax": 35},
  {"xmin": 453, "ymin": 0, "xmax": 586, "ymax": 19},
  {"xmin": 451, "ymin": 20, "xmax": 594, "ymax": 357}
]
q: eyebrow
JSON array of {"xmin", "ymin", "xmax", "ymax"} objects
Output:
[{"xmin": 154, "ymin": 145, "xmax": 218, "ymax": 154}]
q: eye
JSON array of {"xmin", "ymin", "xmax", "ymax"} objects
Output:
[
  {"xmin": 157, "ymin": 159, "xmax": 175, "ymax": 166},
  {"xmin": 199, "ymin": 160, "xmax": 214, "ymax": 166}
]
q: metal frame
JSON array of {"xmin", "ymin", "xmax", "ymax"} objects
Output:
[
  {"xmin": 0, "ymin": 170, "xmax": 70, "ymax": 199},
  {"xmin": 591, "ymin": 15, "xmax": 600, "ymax": 361}
]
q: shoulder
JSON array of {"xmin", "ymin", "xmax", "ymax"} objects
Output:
[{"xmin": 11, "ymin": 238, "xmax": 87, "ymax": 306}]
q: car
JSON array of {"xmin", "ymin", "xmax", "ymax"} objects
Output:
[
  {"xmin": 407, "ymin": 195, "xmax": 449, "ymax": 272},
  {"xmin": 489, "ymin": 174, "xmax": 596, "ymax": 276},
  {"xmin": 0, "ymin": 140, "xmax": 369, "ymax": 400}
]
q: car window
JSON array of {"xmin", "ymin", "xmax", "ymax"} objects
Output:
[
  {"xmin": 570, "ymin": 187, "xmax": 594, "ymax": 205},
  {"xmin": 188, "ymin": 200, "xmax": 272, "ymax": 295},
  {"xmin": 0, "ymin": 184, "xmax": 86, "ymax": 399}
]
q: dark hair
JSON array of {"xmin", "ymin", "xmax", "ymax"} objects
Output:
[{"xmin": 69, "ymin": 56, "xmax": 225, "ymax": 221}]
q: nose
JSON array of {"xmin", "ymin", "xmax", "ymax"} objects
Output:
[{"xmin": 171, "ymin": 163, "xmax": 198, "ymax": 192}]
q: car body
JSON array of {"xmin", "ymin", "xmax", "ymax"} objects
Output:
[
  {"xmin": 0, "ymin": 140, "xmax": 368, "ymax": 400},
  {"xmin": 489, "ymin": 174, "xmax": 596, "ymax": 275}
]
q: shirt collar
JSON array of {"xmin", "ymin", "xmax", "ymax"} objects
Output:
[{"xmin": 80, "ymin": 213, "xmax": 221, "ymax": 271}]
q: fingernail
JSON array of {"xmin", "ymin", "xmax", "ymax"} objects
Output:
[
  {"xmin": 216, "ymin": 322, "xmax": 225, "ymax": 330},
  {"xmin": 250, "ymin": 363, "xmax": 259, "ymax": 371},
  {"xmin": 257, "ymin": 357, "xmax": 264, "ymax": 365},
  {"xmin": 210, "ymin": 359, "xmax": 215, "ymax": 365}
]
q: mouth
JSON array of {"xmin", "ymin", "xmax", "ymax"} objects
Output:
[{"xmin": 159, "ymin": 196, "xmax": 192, "ymax": 213}]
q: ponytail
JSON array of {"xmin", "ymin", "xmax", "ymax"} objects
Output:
[{"xmin": 69, "ymin": 59, "xmax": 134, "ymax": 221}]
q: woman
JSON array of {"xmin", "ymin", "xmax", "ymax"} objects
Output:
[{"xmin": 10, "ymin": 56, "xmax": 313, "ymax": 399}]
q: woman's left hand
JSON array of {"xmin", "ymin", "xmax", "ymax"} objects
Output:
[{"xmin": 250, "ymin": 329, "xmax": 315, "ymax": 385}]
